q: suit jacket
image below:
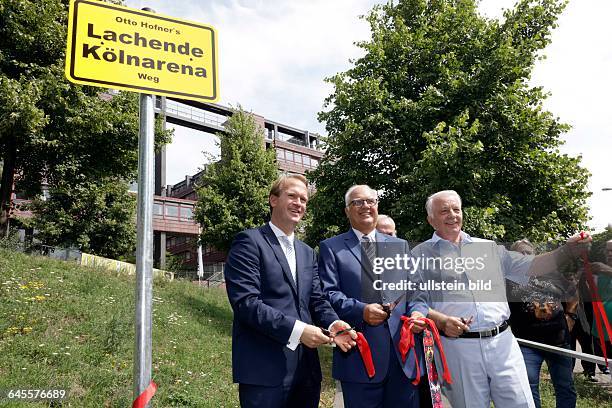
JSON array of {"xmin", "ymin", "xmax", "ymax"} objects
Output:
[
  {"xmin": 224, "ymin": 224, "xmax": 339, "ymax": 386},
  {"xmin": 318, "ymin": 230, "xmax": 426, "ymax": 383}
]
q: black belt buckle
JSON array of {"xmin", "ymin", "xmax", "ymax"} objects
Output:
[{"xmin": 458, "ymin": 320, "xmax": 508, "ymax": 339}]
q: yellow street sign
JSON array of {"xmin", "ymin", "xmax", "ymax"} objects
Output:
[{"xmin": 65, "ymin": 0, "xmax": 219, "ymax": 102}]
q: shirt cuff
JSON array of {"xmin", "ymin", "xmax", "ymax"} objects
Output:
[
  {"xmin": 409, "ymin": 303, "xmax": 429, "ymax": 317},
  {"xmin": 287, "ymin": 320, "xmax": 307, "ymax": 351}
]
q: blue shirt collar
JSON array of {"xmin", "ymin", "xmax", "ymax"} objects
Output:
[{"xmin": 429, "ymin": 230, "xmax": 473, "ymax": 244}]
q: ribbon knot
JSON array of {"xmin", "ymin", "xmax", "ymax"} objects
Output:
[{"xmin": 398, "ymin": 316, "xmax": 452, "ymax": 386}]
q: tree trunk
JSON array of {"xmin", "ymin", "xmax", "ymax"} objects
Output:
[{"xmin": 0, "ymin": 135, "xmax": 17, "ymax": 237}]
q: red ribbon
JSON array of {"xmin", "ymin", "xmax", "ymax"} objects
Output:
[
  {"xmin": 132, "ymin": 381, "xmax": 157, "ymax": 408},
  {"xmin": 399, "ymin": 316, "xmax": 452, "ymax": 385},
  {"xmin": 355, "ymin": 332, "xmax": 376, "ymax": 378},
  {"xmin": 579, "ymin": 251, "xmax": 612, "ymax": 367}
]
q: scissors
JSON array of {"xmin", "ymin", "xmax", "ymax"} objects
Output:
[
  {"xmin": 460, "ymin": 316, "xmax": 473, "ymax": 326},
  {"xmin": 333, "ymin": 326, "xmax": 357, "ymax": 336},
  {"xmin": 381, "ymin": 292, "xmax": 407, "ymax": 315}
]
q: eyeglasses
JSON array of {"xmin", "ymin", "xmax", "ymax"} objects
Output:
[{"xmin": 348, "ymin": 198, "xmax": 378, "ymax": 208}]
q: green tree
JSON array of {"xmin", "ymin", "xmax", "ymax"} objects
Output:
[
  {"xmin": 0, "ymin": 0, "xmax": 171, "ymax": 250},
  {"xmin": 306, "ymin": 0, "xmax": 590, "ymax": 246},
  {"xmin": 195, "ymin": 108, "xmax": 277, "ymax": 252},
  {"xmin": 29, "ymin": 179, "xmax": 136, "ymax": 259},
  {"xmin": 589, "ymin": 227, "xmax": 612, "ymax": 263}
]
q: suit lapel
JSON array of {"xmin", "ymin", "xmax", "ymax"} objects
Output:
[
  {"xmin": 344, "ymin": 230, "xmax": 367, "ymax": 269},
  {"xmin": 260, "ymin": 224, "xmax": 298, "ymax": 296},
  {"xmin": 295, "ymin": 241, "xmax": 309, "ymax": 300}
]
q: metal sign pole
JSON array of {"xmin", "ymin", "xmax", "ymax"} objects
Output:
[{"xmin": 134, "ymin": 91, "xmax": 155, "ymax": 407}]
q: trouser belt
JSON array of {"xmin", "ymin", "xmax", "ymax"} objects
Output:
[{"xmin": 442, "ymin": 320, "xmax": 509, "ymax": 339}]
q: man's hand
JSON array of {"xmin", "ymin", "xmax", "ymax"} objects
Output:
[
  {"xmin": 591, "ymin": 262, "xmax": 612, "ymax": 277},
  {"xmin": 439, "ymin": 315, "xmax": 470, "ymax": 338},
  {"xmin": 330, "ymin": 321, "xmax": 357, "ymax": 352},
  {"xmin": 363, "ymin": 303, "xmax": 389, "ymax": 326},
  {"xmin": 565, "ymin": 231, "xmax": 592, "ymax": 257},
  {"xmin": 300, "ymin": 325, "xmax": 332, "ymax": 348},
  {"xmin": 409, "ymin": 311, "xmax": 427, "ymax": 333}
]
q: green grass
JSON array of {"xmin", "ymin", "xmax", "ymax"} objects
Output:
[
  {"xmin": 0, "ymin": 248, "xmax": 337, "ymax": 407},
  {"xmin": 1, "ymin": 248, "xmax": 608, "ymax": 407},
  {"xmin": 538, "ymin": 370, "xmax": 611, "ymax": 408}
]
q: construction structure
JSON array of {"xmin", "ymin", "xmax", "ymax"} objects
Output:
[
  {"xmin": 152, "ymin": 97, "xmax": 324, "ymax": 272},
  {"xmin": 5, "ymin": 96, "xmax": 324, "ymax": 276}
]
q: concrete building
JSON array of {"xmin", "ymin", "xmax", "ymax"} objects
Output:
[{"xmin": 152, "ymin": 97, "xmax": 324, "ymax": 273}]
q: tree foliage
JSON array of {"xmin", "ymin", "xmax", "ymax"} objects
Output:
[
  {"xmin": 29, "ymin": 179, "xmax": 136, "ymax": 259},
  {"xmin": 306, "ymin": 0, "xmax": 590, "ymax": 246},
  {"xmin": 0, "ymin": 0, "xmax": 171, "ymax": 252},
  {"xmin": 589, "ymin": 227, "xmax": 612, "ymax": 264},
  {"xmin": 195, "ymin": 108, "xmax": 278, "ymax": 252}
]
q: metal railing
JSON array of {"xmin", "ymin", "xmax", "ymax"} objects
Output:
[{"xmin": 165, "ymin": 100, "xmax": 226, "ymax": 128}]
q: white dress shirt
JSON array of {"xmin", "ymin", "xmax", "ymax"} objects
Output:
[{"xmin": 268, "ymin": 222, "xmax": 305, "ymax": 350}]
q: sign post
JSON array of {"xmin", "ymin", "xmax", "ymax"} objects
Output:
[
  {"xmin": 133, "ymin": 88, "xmax": 155, "ymax": 407},
  {"xmin": 65, "ymin": 1, "xmax": 219, "ymax": 406}
]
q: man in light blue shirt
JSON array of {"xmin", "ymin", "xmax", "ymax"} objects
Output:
[{"xmin": 411, "ymin": 190, "xmax": 590, "ymax": 408}]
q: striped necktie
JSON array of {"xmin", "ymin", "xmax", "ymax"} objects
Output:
[
  {"xmin": 362, "ymin": 235, "xmax": 376, "ymax": 265},
  {"xmin": 279, "ymin": 235, "xmax": 296, "ymax": 283}
]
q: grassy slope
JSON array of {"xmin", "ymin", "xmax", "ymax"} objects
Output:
[
  {"xmin": 0, "ymin": 249, "xmax": 608, "ymax": 407},
  {"xmin": 0, "ymin": 249, "xmax": 335, "ymax": 407}
]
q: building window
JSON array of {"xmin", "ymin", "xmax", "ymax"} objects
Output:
[
  {"xmin": 154, "ymin": 203, "xmax": 163, "ymax": 215},
  {"xmin": 165, "ymin": 204, "xmax": 179, "ymax": 217},
  {"xmin": 180, "ymin": 206, "xmax": 193, "ymax": 220}
]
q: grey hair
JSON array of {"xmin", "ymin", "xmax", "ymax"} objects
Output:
[
  {"xmin": 345, "ymin": 184, "xmax": 378, "ymax": 207},
  {"xmin": 510, "ymin": 239, "xmax": 535, "ymax": 255},
  {"xmin": 425, "ymin": 190, "xmax": 462, "ymax": 217},
  {"xmin": 377, "ymin": 214, "xmax": 394, "ymax": 225}
]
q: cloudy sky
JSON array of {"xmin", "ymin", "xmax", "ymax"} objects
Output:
[{"xmin": 125, "ymin": 0, "xmax": 612, "ymax": 231}]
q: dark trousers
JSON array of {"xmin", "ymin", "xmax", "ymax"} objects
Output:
[
  {"xmin": 593, "ymin": 338, "xmax": 612, "ymax": 372},
  {"xmin": 238, "ymin": 346, "xmax": 321, "ymax": 408},
  {"xmin": 521, "ymin": 344, "xmax": 576, "ymax": 408},
  {"xmin": 340, "ymin": 349, "xmax": 419, "ymax": 408},
  {"xmin": 239, "ymin": 381, "xmax": 320, "ymax": 408},
  {"xmin": 418, "ymin": 377, "xmax": 434, "ymax": 408},
  {"xmin": 571, "ymin": 323, "xmax": 595, "ymax": 375}
]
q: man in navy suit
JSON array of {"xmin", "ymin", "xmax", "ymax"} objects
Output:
[
  {"xmin": 318, "ymin": 185, "xmax": 427, "ymax": 408},
  {"xmin": 224, "ymin": 174, "xmax": 356, "ymax": 408}
]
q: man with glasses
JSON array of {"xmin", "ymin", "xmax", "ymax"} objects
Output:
[{"xmin": 318, "ymin": 185, "xmax": 427, "ymax": 407}]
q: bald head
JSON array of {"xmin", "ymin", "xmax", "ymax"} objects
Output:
[{"xmin": 376, "ymin": 214, "xmax": 396, "ymax": 237}]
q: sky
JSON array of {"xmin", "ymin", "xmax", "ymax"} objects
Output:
[{"xmin": 125, "ymin": 0, "xmax": 612, "ymax": 232}]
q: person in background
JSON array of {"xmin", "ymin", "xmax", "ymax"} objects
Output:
[
  {"xmin": 591, "ymin": 240, "xmax": 612, "ymax": 375},
  {"xmin": 376, "ymin": 214, "xmax": 397, "ymax": 237},
  {"xmin": 508, "ymin": 239, "xmax": 577, "ymax": 408}
]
